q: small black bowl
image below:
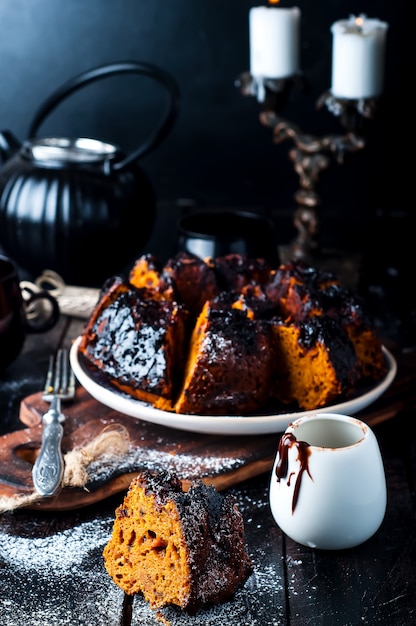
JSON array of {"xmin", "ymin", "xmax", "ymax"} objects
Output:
[{"xmin": 177, "ymin": 209, "xmax": 280, "ymax": 267}]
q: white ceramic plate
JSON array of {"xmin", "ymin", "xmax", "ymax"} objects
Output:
[{"xmin": 70, "ymin": 337, "xmax": 397, "ymax": 436}]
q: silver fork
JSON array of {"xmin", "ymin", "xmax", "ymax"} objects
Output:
[{"xmin": 32, "ymin": 348, "xmax": 76, "ymax": 497}]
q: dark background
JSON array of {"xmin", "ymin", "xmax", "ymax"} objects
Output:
[{"xmin": 0, "ymin": 0, "xmax": 411, "ymax": 262}]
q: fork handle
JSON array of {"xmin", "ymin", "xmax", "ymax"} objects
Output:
[{"xmin": 32, "ymin": 411, "xmax": 64, "ymax": 497}]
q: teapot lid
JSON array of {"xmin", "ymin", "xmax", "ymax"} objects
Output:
[{"xmin": 23, "ymin": 137, "xmax": 118, "ymax": 165}]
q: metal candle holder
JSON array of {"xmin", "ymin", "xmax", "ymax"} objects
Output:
[{"xmin": 236, "ymin": 72, "xmax": 379, "ymax": 263}]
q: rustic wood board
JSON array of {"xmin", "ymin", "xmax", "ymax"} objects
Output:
[
  {"xmin": 0, "ymin": 387, "xmax": 278, "ymax": 511},
  {"xmin": 1, "ymin": 345, "xmax": 409, "ymax": 514}
]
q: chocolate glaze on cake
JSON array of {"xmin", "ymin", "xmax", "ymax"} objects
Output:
[
  {"xmin": 174, "ymin": 300, "xmax": 273, "ymax": 415},
  {"xmin": 270, "ymin": 314, "xmax": 361, "ymax": 410},
  {"xmin": 79, "ymin": 280, "xmax": 187, "ymax": 410},
  {"xmin": 164, "ymin": 251, "xmax": 219, "ymax": 316},
  {"xmin": 212, "ymin": 253, "xmax": 272, "ymax": 292},
  {"xmin": 265, "ymin": 261, "xmax": 386, "ymax": 382},
  {"xmin": 80, "ymin": 254, "xmax": 387, "ymax": 415}
]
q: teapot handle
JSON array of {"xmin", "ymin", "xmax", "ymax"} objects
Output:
[
  {"xmin": 0, "ymin": 129, "xmax": 22, "ymax": 162},
  {"xmin": 28, "ymin": 61, "xmax": 180, "ymax": 171}
]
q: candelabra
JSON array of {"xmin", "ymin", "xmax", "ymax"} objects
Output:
[{"xmin": 236, "ymin": 72, "xmax": 380, "ymax": 266}]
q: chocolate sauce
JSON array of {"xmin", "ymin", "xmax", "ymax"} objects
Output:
[{"xmin": 275, "ymin": 432, "xmax": 312, "ymax": 513}]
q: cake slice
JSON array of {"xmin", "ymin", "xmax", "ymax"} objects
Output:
[
  {"xmin": 212, "ymin": 253, "xmax": 272, "ymax": 292},
  {"xmin": 163, "ymin": 251, "xmax": 219, "ymax": 316},
  {"xmin": 319, "ymin": 283, "xmax": 387, "ymax": 381},
  {"xmin": 174, "ymin": 299, "xmax": 273, "ymax": 415},
  {"xmin": 266, "ymin": 260, "xmax": 387, "ymax": 382},
  {"xmin": 129, "ymin": 253, "xmax": 174, "ymax": 300},
  {"xmin": 78, "ymin": 279, "xmax": 188, "ymax": 410},
  {"xmin": 271, "ymin": 314, "xmax": 361, "ymax": 410},
  {"xmin": 103, "ymin": 470, "xmax": 253, "ymax": 615}
]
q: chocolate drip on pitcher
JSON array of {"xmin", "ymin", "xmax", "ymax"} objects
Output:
[{"xmin": 275, "ymin": 432, "xmax": 312, "ymax": 513}]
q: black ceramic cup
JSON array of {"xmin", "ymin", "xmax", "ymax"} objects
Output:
[
  {"xmin": 0, "ymin": 255, "xmax": 60, "ymax": 371},
  {"xmin": 177, "ymin": 209, "xmax": 280, "ymax": 267}
]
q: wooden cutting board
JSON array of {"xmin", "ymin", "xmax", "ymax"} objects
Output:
[
  {"xmin": 1, "ymin": 346, "xmax": 406, "ymax": 514},
  {"xmin": 0, "ymin": 387, "xmax": 279, "ymax": 511}
]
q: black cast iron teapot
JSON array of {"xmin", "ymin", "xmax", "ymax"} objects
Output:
[{"xmin": 0, "ymin": 61, "xmax": 180, "ymax": 286}]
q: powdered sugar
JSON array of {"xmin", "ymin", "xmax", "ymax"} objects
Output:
[
  {"xmin": 86, "ymin": 444, "xmax": 246, "ymax": 487},
  {"xmin": 0, "ymin": 475, "xmax": 285, "ymax": 626},
  {"xmin": 1, "ymin": 517, "xmax": 110, "ymax": 574},
  {"xmin": 129, "ymin": 558, "xmax": 285, "ymax": 626},
  {"xmin": 0, "ymin": 511, "xmax": 123, "ymax": 626}
]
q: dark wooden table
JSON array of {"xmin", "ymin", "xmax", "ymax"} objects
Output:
[{"xmin": 0, "ymin": 310, "xmax": 415, "ymax": 626}]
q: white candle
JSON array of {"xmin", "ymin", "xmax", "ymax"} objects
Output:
[
  {"xmin": 330, "ymin": 14, "xmax": 389, "ymax": 99},
  {"xmin": 249, "ymin": 6, "xmax": 301, "ymax": 79}
]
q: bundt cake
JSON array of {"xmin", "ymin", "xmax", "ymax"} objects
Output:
[
  {"xmin": 103, "ymin": 470, "xmax": 253, "ymax": 614},
  {"xmin": 78, "ymin": 253, "xmax": 387, "ymax": 416},
  {"xmin": 78, "ymin": 278, "xmax": 188, "ymax": 411}
]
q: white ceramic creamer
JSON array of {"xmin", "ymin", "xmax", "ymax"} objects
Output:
[{"xmin": 269, "ymin": 413, "xmax": 387, "ymax": 550}]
